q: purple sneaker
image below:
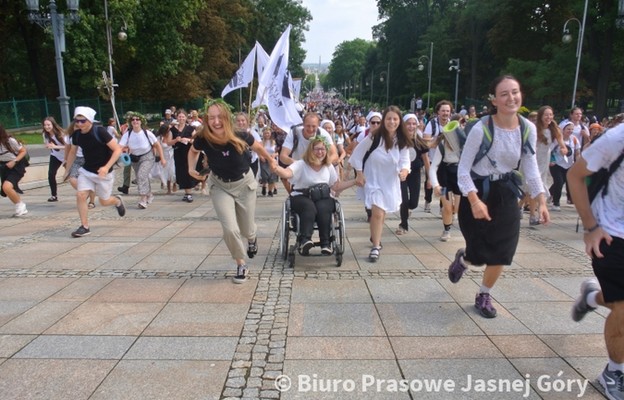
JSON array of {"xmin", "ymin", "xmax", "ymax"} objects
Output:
[
  {"xmin": 475, "ymin": 293, "xmax": 497, "ymax": 318},
  {"xmin": 448, "ymin": 248, "xmax": 467, "ymax": 283}
]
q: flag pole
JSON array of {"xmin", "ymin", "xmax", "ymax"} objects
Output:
[{"xmin": 248, "ymin": 79, "xmax": 254, "ymax": 121}]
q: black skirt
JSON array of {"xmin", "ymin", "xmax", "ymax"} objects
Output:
[{"xmin": 458, "ymin": 179, "xmax": 520, "ymax": 266}]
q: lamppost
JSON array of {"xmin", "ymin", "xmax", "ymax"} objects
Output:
[
  {"xmin": 418, "ymin": 44, "xmax": 433, "ymax": 112},
  {"xmin": 24, "ymin": 0, "xmax": 80, "ymax": 127},
  {"xmin": 379, "ymin": 62, "xmax": 390, "ymax": 107},
  {"xmin": 104, "ymin": 0, "xmax": 127, "ymax": 130},
  {"xmin": 449, "ymin": 58, "xmax": 460, "ymax": 111},
  {"xmin": 562, "ymin": 0, "xmax": 588, "ymax": 110}
]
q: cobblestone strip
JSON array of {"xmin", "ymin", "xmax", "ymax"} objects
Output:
[{"xmin": 221, "ymin": 231, "xmax": 292, "ymax": 400}]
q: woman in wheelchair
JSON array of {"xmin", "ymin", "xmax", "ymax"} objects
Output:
[{"xmin": 273, "ymin": 137, "xmax": 355, "ymax": 256}]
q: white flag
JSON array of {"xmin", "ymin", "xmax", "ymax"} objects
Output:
[
  {"xmin": 221, "ymin": 45, "xmax": 257, "ymax": 98},
  {"xmin": 291, "ymin": 77, "xmax": 302, "ymax": 100},
  {"xmin": 253, "ymin": 25, "xmax": 302, "ymax": 132},
  {"xmin": 255, "ymin": 42, "xmax": 270, "ymax": 78}
]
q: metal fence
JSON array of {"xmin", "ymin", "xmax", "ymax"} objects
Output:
[{"xmin": 0, "ymin": 97, "xmax": 205, "ymax": 130}]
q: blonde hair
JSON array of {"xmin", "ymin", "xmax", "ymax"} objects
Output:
[
  {"xmin": 302, "ymin": 137, "xmax": 331, "ymax": 166},
  {"xmin": 198, "ymin": 103, "xmax": 247, "ymax": 154}
]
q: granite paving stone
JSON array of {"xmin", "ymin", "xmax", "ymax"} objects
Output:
[
  {"xmin": 14, "ymin": 335, "xmax": 136, "ymax": 359},
  {"xmin": 124, "ymin": 336, "xmax": 238, "ymax": 360},
  {"xmin": 90, "ymin": 360, "xmax": 230, "ymax": 400},
  {"xmin": 0, "ymin": 300, "xmax": 81, "ymax": 334},
  {"xmin": 143, "ymin": 303, "xmax": 249, "ymax": 336},
  {"xmin": 399, "ymin": 358, "xmax": 542, "ymax": 399},
  {"xmin": 45, "ymin": 302, "xmax": 165, "ymax": 335},
  {"xmin": 376, "ymin": 303, "xmax": 483, "ymax": 336},
  {"xmin": 0, "ymin": 359, "xmax": 116, "ymax": 400},
  {"xmin": 288, "ymin": 303, "xmax": 386, "ymax": 336},
  {"xmin": 0, "ymin": 334, "xmax": 36, "ymax": 358}
]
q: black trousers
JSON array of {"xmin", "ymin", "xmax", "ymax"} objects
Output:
[
  {"xmin": 549, "ymin": 164, "xmax": 570, "ymax": 206},
  {"xmin": 399, "ymin": 166, "xmax": 422, "ymax": 229},
  {"xmin": 48, "ymin": 156, "xmax": 63, "ymax": 197},
  {"xmin": 290, "ymin": 195, "xmax": 335, "ymax": 246}
]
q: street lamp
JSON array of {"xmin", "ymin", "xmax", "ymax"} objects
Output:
[
  {"xmin": 379, "ymin": 62, "xmax": 390, "ymax": 107},
  {"xmin": 417, "ymin": 43, "xmax": 433, "ymax": 112},
  {"xmin": 449, "ymin": 58, "xmax": 460, "ymax": 111},
  {"xmin": 24, "ymin": 0, "xmax": 80, "ymax": 127},
  {"xmin": 562, "ymin": 0, "xmax": 588, "ymax": 110},
  {"xmin": 104, "ymin": 0, "xmax": 127, "ymax": 130}
]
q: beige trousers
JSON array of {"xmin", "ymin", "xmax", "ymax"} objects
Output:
[{"xmin": 209, "ymin": 170, "xmax": 258, "ymax": 260}]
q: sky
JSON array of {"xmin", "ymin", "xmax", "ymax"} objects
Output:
[{"xmin": 300, "ymin": 0, "xmax": 380, "ymax": 64}]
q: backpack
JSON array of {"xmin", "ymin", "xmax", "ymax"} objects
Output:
[
  {"xmin": 586, "ymin": 148, "xmax": 624, "ymax": 203},
  {"xmin": 361, "ymin": 132, "xmax": 383, "ymax": 171},
  {"xmin": 438, "ymin": 115, "xmax": 534, "ymax": 168}
]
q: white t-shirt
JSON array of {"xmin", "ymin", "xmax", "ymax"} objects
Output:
[
  {"xmin": 582, "ymin": 125, "xmax": 624, "ymax": 239},
  {"xmin": 288, "ymin": 159, "xmax": 337, "ymax": 195},
  {"xmin": 550, "ymin": 135, "xmax": 581, "ymax": 169},
  {"xmin": 119, "ymin": 129, "xmax": 157, "ymax": 155},
  {"xmin": 0, "ymin": 138, "xmax": 22, "ymax": 162}
]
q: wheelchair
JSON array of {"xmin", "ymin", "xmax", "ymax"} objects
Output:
[{"xmin": 278, "ymin": 196, "xmax": 345, "ymax": 268}]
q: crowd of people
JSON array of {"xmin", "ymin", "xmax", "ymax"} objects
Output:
[{"xmin": 2, "ymin": 73, "xmax": 624, "ymax": 399}]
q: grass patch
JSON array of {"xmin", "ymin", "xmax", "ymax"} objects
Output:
[{"xmin": 13, "ymin": 132, "xmax": 43, "ymax": 145}]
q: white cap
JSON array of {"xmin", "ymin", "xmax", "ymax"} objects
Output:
[
  {"xmin": 320, "ymin": 119, "xmax": 335, "ymax": 132},
  {"xmin": 73, "ymin": 106, "xmax": 97, "ymax": 123},
  {"xmin": 402, "ymin": 113, "xmax": 418, "ymax": 123},
  {"xmin": 366, "ymin": 112, "xmax": 382, "ymax": 123}
]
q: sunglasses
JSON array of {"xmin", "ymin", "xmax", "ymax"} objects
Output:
[
  {"xmin": 131, "ymin": 117, "xmax": 141, "ymax": 121},
  {"xmin": 370, "ymin": 120, "xmax": 381, "ymax": 125},
  {"xmin": 74, "ymin": 118, "xmax": 87, "ymax": 124}
]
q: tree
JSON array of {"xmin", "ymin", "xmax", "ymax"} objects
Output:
[{"xmin": 326, "ymin": 39, "xmax": 375, "ymax": 97}]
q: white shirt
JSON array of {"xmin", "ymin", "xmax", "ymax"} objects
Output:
[
  {"xmin": 349, "ymin": 134, "xmax": 411, "ymax": 213},
  {"xmin": 119, "ymin": 129, "xmax": 157, "ymax": 155},
  {"xmin": 288, "ymin": 160, "xmax": 337, "ymax": 196},
  {"xmin": 457, "ymin": 119, "xmax": 543, "ymax": 198},
  {"xmin": 583, "ymin": 125, "xmax": 624, "ymax": 239}
]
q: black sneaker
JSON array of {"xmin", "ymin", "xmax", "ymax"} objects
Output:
[
  {"xmin": 571, "ymin": 278, "xmax": 600, "ymax": 322},
  {"xmin": 247, "ymin": 238, "xmax": 258, "ymax": 258},
  {"xmin": 48, "ymin": 196, "xmax": 58, "ymax": 202},
  {"xmin": 321, "ymin": 244, "xmax": 333, "ymax": 255},
  {"xmin": 117, "ymin": 185, "xmax": 129, "ymax": 195},
  {"xmin": 299, "ymin": 240, "xmax": 314, "ymax": 256},
  {"xmin": 273, "ymin": 188, "xmax": 277, "ymax": 195},
  {"xmin": 261, "ymin": 187, "xmax": 266, "ymax": 196},
  {"xmin": 186, "ymin": 194, "xmax": 193, "ymax": 203},
  {"xmin": 71, "ymin": 225, "xmax": 90, "ymax": 237},
  {"xmin": 115, "ymin": 195, "xmax": 126, "ymax": 217},
  {"xmin": 233, "ymin": 264, "xmax": 248, "ymax": 284}
]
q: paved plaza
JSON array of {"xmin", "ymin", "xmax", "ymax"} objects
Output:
[{"xmin": 0, "ymin": 161, "xmax": 611, "ymax": 399}]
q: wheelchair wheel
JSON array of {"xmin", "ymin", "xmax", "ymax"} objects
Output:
[
  {"xmin": 280, "ymin": 200, "xmax": 290, "ymax": 260},
  {"xmin": 334, "ymin": 201, "xmax": 345, "ymax": 267}
]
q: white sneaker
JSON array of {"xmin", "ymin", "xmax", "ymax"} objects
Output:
[
  {"xmin": 147, "ymin": 193, "xmax": 154, "ymax": 204},
  {"xmin": 138, "ymin": 201, "xmax": 148, "ymax": 209},
  {"xmin": 440, "ymin": 230, "xmax": 451, "ymax": 242},
  {"xmin": 424, "ymin": 202, "xmax": 431, "ymax": 213},
  {"xmin": 14, "ymin": 203, "xmax": 27, "ymax": 217}
]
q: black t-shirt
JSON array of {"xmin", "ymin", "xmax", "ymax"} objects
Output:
[
  {"xmin": 171, "ymin": 124, "xmax": 195, "ymax": 150},
  {"xmin": 193, "ymin": 132, "xmax": 254, "ymax": 180},
  {"xmin": 72, "ymin": 126, "xmax": 114, "ymax": 173}
]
